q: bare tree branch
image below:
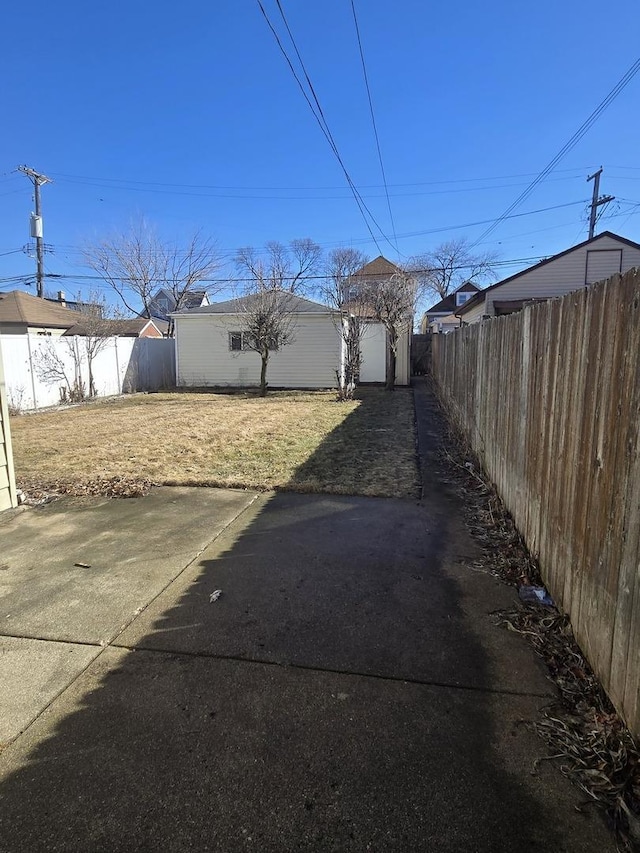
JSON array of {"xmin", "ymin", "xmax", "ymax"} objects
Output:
[
  {"xmin": 235, "ymin": 288, "xmax": 298, "ymax": 396},
  {"xmin": 235, "ymin": 238, "xmax": 322, "ymax": 295},
  {"xmin": 409, "ymin": 238, "xmax": 499, "ymax": 301},
  {"xmin": 320, "ymin": 248, "xmax": 370, "ymax": 399},
  {"xmin": 83, "ymin": 219, "xmax": 219, "ymax": 327},
  {"xmin": 370, "ymin": 269, "xmax": 418, "ymax": 392}
]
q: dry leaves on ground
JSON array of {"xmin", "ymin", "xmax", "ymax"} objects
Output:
[{"xmin": 432, "ymin": 396, "xmax": 640, "ymax": 852}]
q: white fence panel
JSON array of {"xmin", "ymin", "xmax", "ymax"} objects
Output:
[{"xmin": 0, "ymin": 335, "xmax": 175, "ymax": 411}]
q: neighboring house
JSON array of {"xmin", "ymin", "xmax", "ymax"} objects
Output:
[
  {"xmin": 0, "ymin": 290, "xmax": 85, "ymax": 336},
  {"xmin": 348, "ymin": 256, "xmax": 412, "ymax": 386},
  {"xmin": 64, "ymin": 318, "xmax": 168, "ymax": 338},
  {"xmin": 420, "ymin": 281, "xmax": 480, "ymax": 333},
  {"xmin": 457, "ymin": 231, "xmax": 640, "ymax": 324},
  {"xmin": 173, "ymin": 293, "xmax": 342, "ymax": 389},
  {"xmin": 146, "ymin": 287, "xmax": 209, "ymax": 321}
]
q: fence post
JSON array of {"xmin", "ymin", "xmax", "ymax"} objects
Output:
[
  {"xmin": 114, "ymin": 338, "xmax": 121, "ymax": 394},
  {"xmin": 25, "ymin": 334, "xmax": 39, "ymax": 410}
]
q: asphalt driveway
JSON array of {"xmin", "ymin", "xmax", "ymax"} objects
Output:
[{"xmin": 0, "ymin": 388, "xmax": 616, "ymax": 852}]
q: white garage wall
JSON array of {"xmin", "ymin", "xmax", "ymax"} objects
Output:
[
  {"xmin": 359, "ymin": 323, "xmax": 386, "ymax": 382},
  {"xmin": 176, "ymin": 314, "xmax": 342, "ymax": 389}
]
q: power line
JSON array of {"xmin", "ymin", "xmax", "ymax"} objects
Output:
[
  {"xmin": 350, "ymin": 0, "xmax": 398, "ymax": 253},
  {"xmin": 46, "ymin": 172, "xmax": 589, "ymax": 201},
  {"xmin": 10, "ymin": 199, "xmax": 591, "ymax": 262},
  {"xmin": 0, "ymin": 256, "xmax": 567, "ymax": 288},
  {"xmin": 0, "ymin": 198, "xmax": 596, "ymax": 265},
  {"xmin": 47, "ymin": 165, "xmax": 592, "ymax": 192},
  {"xmin": 257, "ymin": 0, "xmax": 390, "ymax": 254},
  {"xmin": 470, "ymin": 55, "xmax": 640, "ymax": 247}
]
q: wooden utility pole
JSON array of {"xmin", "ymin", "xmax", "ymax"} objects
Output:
[
  {"xmin": 587, "ymin": 167, "xmax": 614, "ymax": 240},
  {"xmin": 18, "ymin": 166, "xmax": 52, "ymax": 298}
]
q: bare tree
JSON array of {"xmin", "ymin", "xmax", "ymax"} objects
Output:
[
  {"xmin": 64, "ymin": 292, "xmax": 122, "ymax": 397},
  {"xmin": 235, "ymin": 238, "xmax": 322, "ymax": 295},
  {"xmin": 235, "ymin": 288, "xmax": 298, "ymax": 396},
  {"xmin": 34, "ymin": 338, "xmax": 85, "ymax": 403},
  {"xmin": 231, "ymin": 239, "xmax": 322, "ymax": 395},
  {"xmin": 83, "ymin": 219, "xmax": 219, "ymax": 324},
  {"xmin": 164, "ymin": 231, "xmax": 219, "ymax": 334},
  {"xmin": 370, "ymin": 269, "xmax": 418, "ymax": 392},
  {"xmin": 321, "ymin": 247, "xmax": 370, "ymax": 400},
  {"xmin": 409, "ymin": 237, "xmax": 498, "ymax": 301}
]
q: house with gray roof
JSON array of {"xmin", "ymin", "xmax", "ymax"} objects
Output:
[
  {"xmin": 420, "ymin": 281, "xmax": 480, "ymax": 334},
  {"xmin": 173, "ymin": 292, "xmax": 343, "ymax": 388}
]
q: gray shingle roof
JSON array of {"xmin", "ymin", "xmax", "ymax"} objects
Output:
[{"xmin": 174, "ymin": 291, "xmax": 333, "ymax": 315}]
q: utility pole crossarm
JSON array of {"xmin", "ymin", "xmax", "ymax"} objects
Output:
[{"xmin": 17, "ymin": 166, "xmax": 52, "ymax": 298}]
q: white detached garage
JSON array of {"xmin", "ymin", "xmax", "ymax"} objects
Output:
[{"xmin": 173, "ymin": 293, "xmax": 343, "ymax": 389}]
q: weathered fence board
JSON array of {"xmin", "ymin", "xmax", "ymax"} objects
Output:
[{"xmin": 432, "ymin": 269, "xmax": 640, "ymax": 737}]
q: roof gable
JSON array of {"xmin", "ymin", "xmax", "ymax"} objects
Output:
[
  {"xmin": 425, "ymin": 281, "xmax": 481, "ymax": 315},
  {"xmin": 353, "ymin": 255, "xmax": 402, "ymax": 278}
]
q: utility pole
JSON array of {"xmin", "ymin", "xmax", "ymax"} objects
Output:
[
  {"xmin": 587, "ymin": 167, "xmax": 614, "ymax": 240},
  {"xmin": 17, "ymin": 165, "xmax": 52, "ymax": 298}
]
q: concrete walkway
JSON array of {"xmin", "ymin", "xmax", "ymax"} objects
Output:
[{"xmin": 0, "ymin": 384, "xmax": 615, "ymax": 852}]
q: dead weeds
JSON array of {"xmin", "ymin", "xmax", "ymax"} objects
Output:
[
  {"xmin": 10, "ymin": 388, "xmax": 419, "ymax": 501},
  {"xmin": 432, "ymin": 394, "xmax": 640, "ymax": 852}
]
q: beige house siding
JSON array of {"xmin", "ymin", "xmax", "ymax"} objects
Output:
[
  {"xmin": 176, "ymin": 314, "xmax": 342, "ymax": 388},
  {"xmin": 464, "ymin": 235, "xmax": 640, "ymax": 323},
  {"xmin": 0, "ymin": 345, "xmax": 17, "ymax": 511},
  {"xmin": 459, "ymin": 300, "xmax": 486, "ymax": 324}
]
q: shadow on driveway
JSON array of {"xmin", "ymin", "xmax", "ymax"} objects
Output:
[{"xmin": 0, "ymin": 386, "xmax": 614, "ymax": 852}]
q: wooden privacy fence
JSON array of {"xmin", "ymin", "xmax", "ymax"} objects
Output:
[{"xmin": 432, "ymin": 269, "xmax": 640, "ymax": 737}]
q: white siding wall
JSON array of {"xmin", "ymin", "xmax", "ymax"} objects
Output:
[
  {"xmin": 354, "ymin": 322, "xmax": 410, "ymax": 385},
  {"xmin": 0, "ymin": 345, "xmax": 17, "ymax": 511},
  {"xmin": 176, "ymin": 314, "xmax": 342, "ymax": 389},
  {"xmin": 359, "ymin": 323, "xmax": 386, "ymax": 382},
  {"xmin": 464, "ymin": 235, "xmax": 640, "ymax": 323}
]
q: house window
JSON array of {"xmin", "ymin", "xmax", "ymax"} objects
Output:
[
  {"xmin": 456, "ymin": 291, "xmax": 473, "ymax": 306},
  {"xmin": 229, "ymin": 331, "xmax": 252, "ymax": 351},
  {"xmin": 229, "ymin": 331, "xmax": 279, "ymax": 351}
]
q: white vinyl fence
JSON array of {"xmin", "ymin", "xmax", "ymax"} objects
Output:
[{"xmin": 0, "ymin": 335, "xmax": 175, "ymax": 411}]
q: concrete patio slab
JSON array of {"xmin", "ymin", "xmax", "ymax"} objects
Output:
[
  {"xmin": 0, "ymin": 636, "xmax": 99, "ymax": 746},
  {"xmin": 117, "ymin": 491, "xmax": 553, "ymax": 696},
  {"xmin": 0, "ymin": 647, "xmax": 614, "ymax": 853},
  {"xmin": 0, "ymin": 487, "xmax": 257, "ymax": 645}
]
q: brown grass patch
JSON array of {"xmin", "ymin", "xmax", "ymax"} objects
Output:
[{"xmin": 11, "ymin": 388, "xmax": 419, "ymax": 499}]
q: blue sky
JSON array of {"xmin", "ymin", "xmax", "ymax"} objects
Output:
[{"xmin": 1, "ymin": 0, "xmax": 639, "ymax": 306}]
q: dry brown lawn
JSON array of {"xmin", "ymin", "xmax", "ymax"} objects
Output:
[{"xmin": 10, "ymin": 389, "xmax": 420, "ymax": 499}]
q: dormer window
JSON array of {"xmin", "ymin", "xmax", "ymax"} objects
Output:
[{"xmin": 456, "ymin": 291, "xmax": 473, "ymax": 306}]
